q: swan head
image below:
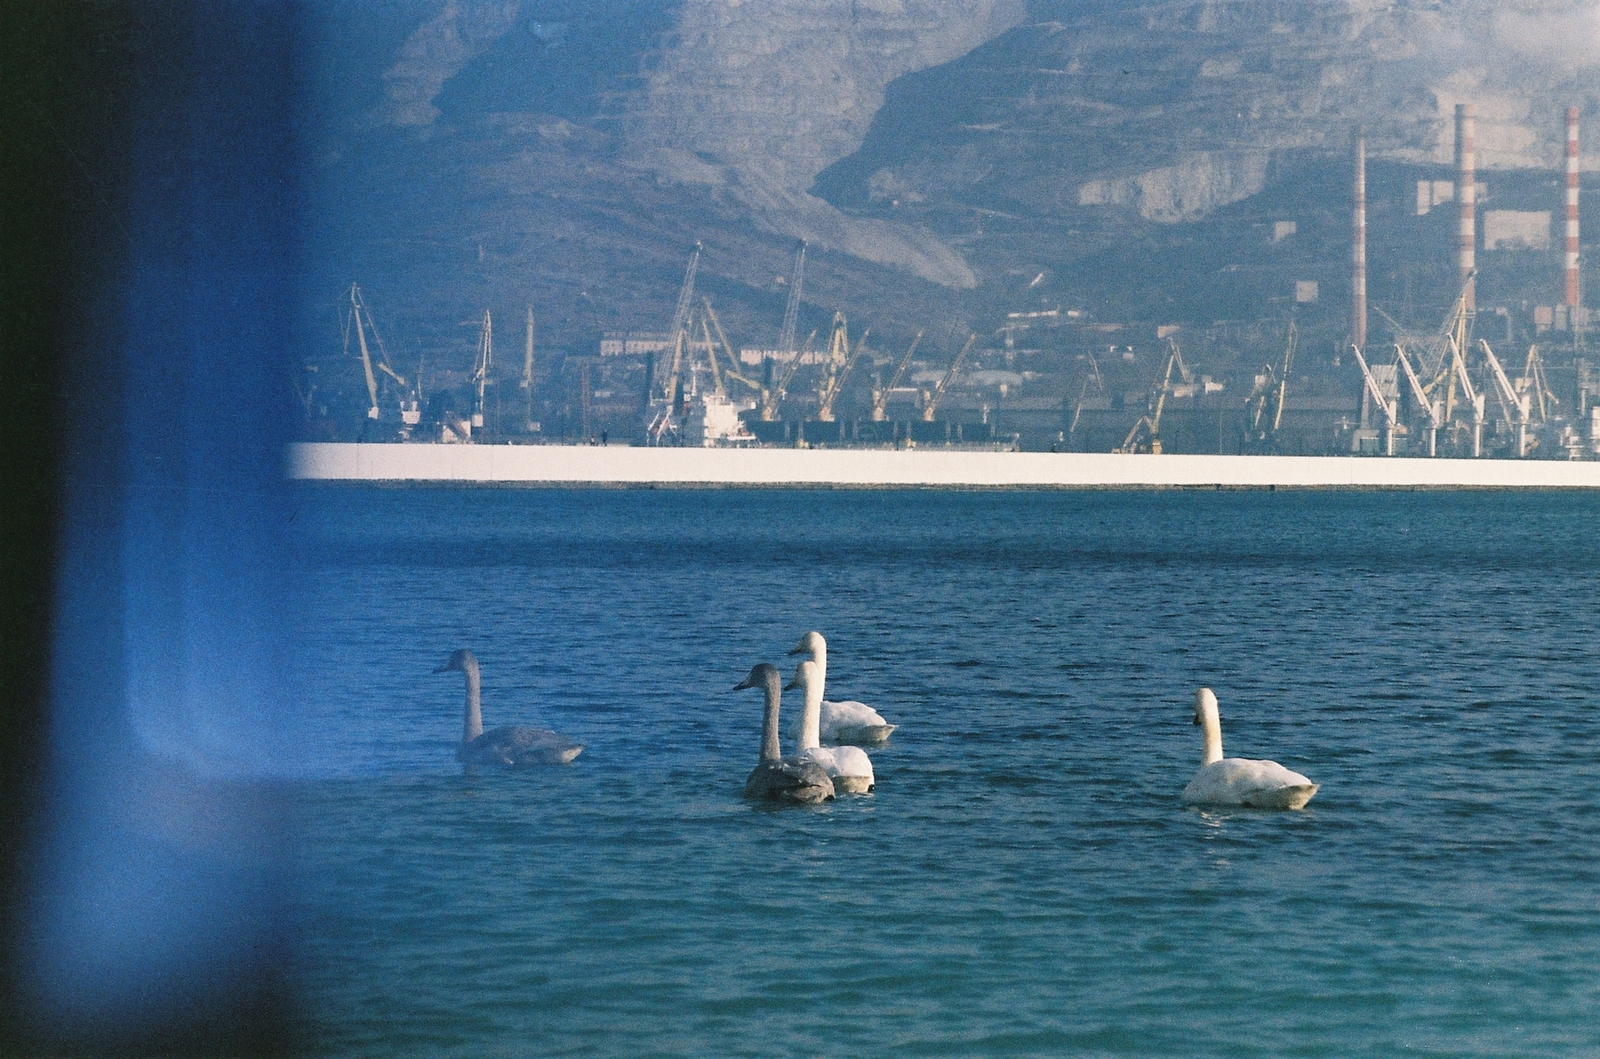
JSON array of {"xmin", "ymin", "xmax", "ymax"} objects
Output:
[
  {"xmin": 433, "ymin": 648, "xmax": 477, "ymax": 674},
  {"xmin": 788, "ymin": 631, "xmax": 825, "ymax": 657},
  {"xmin": 783, "ymin": 659, "xmax": 820, "ymax": 692},
  {"xmin": 1193, "ymin": 687, "xmax": 1219, "ymax": 725},
  {"xmin": 733, "ymin": 662, "xmax": 780, "ymax": 692}
]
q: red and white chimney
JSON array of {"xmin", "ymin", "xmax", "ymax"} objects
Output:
[
  {"xmin": 1566, "ymin": 106, "xmax": 1580, "ymax": 308},
  {"xmin": 1456, "ymin": 103, "xmax": 1476, "ymax": 311}
]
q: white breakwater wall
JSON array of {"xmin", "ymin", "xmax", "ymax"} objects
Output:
[{"xmin": 286, "ymin": 443, "xmax": 1600, "ymax": 489}]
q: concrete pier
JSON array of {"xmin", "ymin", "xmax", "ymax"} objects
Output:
[{"xmin": 287, "ymin": 443, "xmax": 1600, "ymax": 489}]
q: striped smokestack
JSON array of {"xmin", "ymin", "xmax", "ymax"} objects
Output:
[
  {"xmin": 1456, "ymin": 103, "xmax": 1476, "ymax": 310},
  {"xmin": 1352, "ymin": 136, "xmax": 1367, "ymax": 348},
  {"xmin": 1566, "ymin": 106, "xmax": 1580, "ymax": 308}
]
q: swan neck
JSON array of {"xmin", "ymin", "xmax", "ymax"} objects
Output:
[
  {"xmin": 798, "ymin": 672, "xmax": 823, "ymax": 751},
  {"xmin": 462, "ymin": 658, "xmax": 483, "ymax": 744},
  {"xmin": 1199, "ymin": 699, "xmax": 1222, "ymax": 765},
  {"xmin": 760, "ymin": 676, "xmax": 782, "ymax": 762}
]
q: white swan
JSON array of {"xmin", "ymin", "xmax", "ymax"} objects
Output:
[
  {"xmin": 733, "ymin": 663, "xmax": 834, "ymax": 804},
  {"xmin": 434, "ymin": 649, "xmax": 584, "ymax": 767},
  {"xmin": 787, "ymin": 660, "xmax": 875, "ymax": 794},
  {"xmin": 1182, "ymin": 688, "xmax": 1318, "ymax": 810},
  {"xmin": 786, "ymin": 630, "xmax": 897, "ymax": 745}
]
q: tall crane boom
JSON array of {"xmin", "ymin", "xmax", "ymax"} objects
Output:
[
  {"xmin": 871, "ymin": 331, "xmax": 923, "ymax": 421},
  {"xmin": 1479, "ymin": 339, "xmax": 1531, "ymax": 455},
  {"xmin": 701, "ymin": 297, "xmax": 763, "ymax": 393},
  {"xmin": 1068, "ymin": 353, "xmax": 1105, "ymax": 438},
  {"xmin": 818, "ymin": 322, "xmax": 870, "ymax": 422},
  {"xmin": 1272, "ymin": 319, "xmax": 1296, "ymax": 432},
  {"xmin": 1116, "ymin": 348, "xmax": 1180, "ymax": 454},
  {"xmin": 521, "ymin": 306, "xmax": 535, "ymax": 391},
  {"xmin": 777, "ymin": 241, "xmax": 806, "ymax": 357},
  {"xmin": 761, "ymin": 330, "xmax": 816, "ymax": 420},
  {"xmin": 472, "ymin": 310, "xmax": 492, "ymax": 430},
  {"xmin": 1394, "ymin": 343, "xmax": 1441, "ymax": 456},
  {"xmin": 696, "ymin": 307, "xmax": 725, "ymax": 397},
  {"xmin": 657, "ymin": 244, "xmax": 701, "ymax": 401},
  {"xmin": 344, "ymin": 283, "xmax": 389, "ymax": 420},
  {"xmin": 922, "ymin": 333, "xmax": 976, "ymax": 421}
]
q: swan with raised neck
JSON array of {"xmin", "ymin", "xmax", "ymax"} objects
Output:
[
  {"xmin": 433, "ymin": 649, "xmax": 583, "ymax": 767},
  {"xmin": 733, "ymin": 663, "xmax": 833, "ymax": 803},
  {"xmin": 1183, "ymin": 687, "xmax": 1318, "ymax": 810},
  {"xmin": 786, "ymin": 660, "xmax": 874, "ymax": 794},
  {"xmin": 787, "ymin": 630, "xmax": 896, "ymax": 745}
]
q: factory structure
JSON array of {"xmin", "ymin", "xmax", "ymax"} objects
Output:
[{"xmin": 313, "ymin": 104, "xmax": 1600, "ymax": 459}]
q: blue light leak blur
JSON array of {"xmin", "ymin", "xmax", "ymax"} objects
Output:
[{"xmin": 20, "ymin": 4, "xmax": 300, "ymax": 1048}]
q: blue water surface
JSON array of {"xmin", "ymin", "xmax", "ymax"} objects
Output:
[{"xmin": 291, "ymin": 487, "xmax": 1600, "ymax": 1058}]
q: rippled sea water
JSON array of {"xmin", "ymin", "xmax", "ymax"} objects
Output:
[{"xmin": 292, "ymin": 487, "xmax": 1600, "ymax": 1058}]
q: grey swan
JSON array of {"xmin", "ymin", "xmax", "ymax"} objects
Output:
[
  {"xmin": 787, "ymin": 631, "xmax": 896, "ymax": 745},
  {"xmin": 733, "ymin": 663, "xmax": 834, "ymax": 804},
  {"xmin": 433, "ymin": 649, "xmax": 584, "ymax": 767}
]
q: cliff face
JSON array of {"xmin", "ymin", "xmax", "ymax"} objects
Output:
[
  {"xmin": 818, "ymin": 0, "xmax": 1600, "ymax": 228},
  {"xmin": 616, "ymin": 0, "xmax": 1026, "ymax": 286}
]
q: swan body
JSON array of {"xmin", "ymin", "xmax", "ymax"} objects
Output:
[
  {"xmin": 1182, "ymin": 688, "xmax": 1317, "ymax": 810},
  {"xmin": 734, "ymin": 664, "xmax": 834, "ymax": 804},
  {"xmin": 787, "ymin": 631, "xmax": 897, "ymax": 745},
  {"xmin": 787, "ymin": 660, "xmax": 874, "ymax": 794},
  {"xmin": 434, "ymin": 649, "xmax": 584, "ymax": 767}
]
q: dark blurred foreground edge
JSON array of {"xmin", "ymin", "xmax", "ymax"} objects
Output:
[{"xmin": 2, "ymin": 3, "xmax": 302, "ymax": 1055}]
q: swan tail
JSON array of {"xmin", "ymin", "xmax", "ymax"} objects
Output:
[
  {"xmin": 825, "ymin": 723, "xmax": 896, "ymax": 746},
  {"xmin": 1244, "ymin": 783, "xmax": 1318, "ymax": 810}
]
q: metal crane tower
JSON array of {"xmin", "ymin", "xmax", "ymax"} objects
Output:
[{"xmin": 777, "ymin": 241, "xmax": 806, "ymax": 357}]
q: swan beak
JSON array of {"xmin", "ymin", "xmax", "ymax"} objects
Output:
[
  {"xmin": 786, "ymin": 645, "xmax": 805, "ymax": 656},
  {"xmin": 1191, "ymin": 714, "xmax": 1201, "ymax": 726},
  {"xmin": 783, "ymin": 677, "xmax": 800, "ymax": 690},
  {"xmin": 732, "ymin": 677, "xmax": 754, "ymax": 691},
  {"xmin": 432, "ymin": 662, "xmax": 451, "ymax": 674}
]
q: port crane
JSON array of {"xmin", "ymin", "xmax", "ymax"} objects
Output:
[
  {"xmin": 520, "ymin": 306, "xmax": 536, "ymax": 429},
  {"xmin": 1445, "ymin": 330, "xmax": 1485, "ymax": 456},
  {"xmin": 870, "ymin": 331, "xmax": 922, "ymax": 421},
  {"xmin": 656, "ymin": 243, "xmax": 702, "ymax": 407},
  {"xmin": 1478, "ymin": 339, "xmax": 1532, "ymax": 456},
  {"xmin": 1394, "ymin": 343, "xmax": 1442, "ymax": 456},
  {"xmin": 1117, "ymin": 342, "xmax": 1183, "ymax": 453},
  {"xmin": 1517, "ymin": 345, "xmax": 1558, "ymax": 424},
  {"xmin": 700, "ymin": 297, "xmax": 764, "ymax": 395},
  {"xmin": 751, "ymin": 242, "xmax": 810, "ymax": 421},
  {"xmin": 1244, "ymin": 320, "xmax": 1296, "ymax": 448},
  {"xmin": 472, "ymin": 309, "xmax": 492, "ymax": 432},
  {"xmin": 343, "ymin": 283, "xmax": 416, "ymax": 423},
  {"xmin": 645, "ymin": 244, "xmax": 703, "ymax": 441},
  {"xmin": 759, "ymin": 330, "xmax": 818, "ymax": 420},
  {"xmin": 776, "ymin": 241, "xmax": 806, "ymax": 359},
  {"xmin": 921, "ymin": 333, "xmax": 976, "ymax": 421},
  {"xmin": 1066, "ymin": 352, "xmax": 1104, "ymax": 440},
  {"xmin": 816, "ymin": 315, "xmax": 869, "ymax": 422},
  {"xmin": 1350, "ymin": 343, "xmax": 1397, "ymax": 455}
]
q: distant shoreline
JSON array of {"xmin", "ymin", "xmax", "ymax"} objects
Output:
[{"xmin": 286, "ymin": 442, "xmax": 1600, "ymax": 490}]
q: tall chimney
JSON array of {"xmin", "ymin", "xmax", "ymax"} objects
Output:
[
  {"xmin": 1352, "ymin": 136, "xmax": 1367, "ymax": 348},
  {"xmin": 1456, "ymin": 103, "xmax": 1476, "ymax": 310},
  {"xmin": 1566, "ymin": 106, "xmax": 1581, "ymax": 308}
]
